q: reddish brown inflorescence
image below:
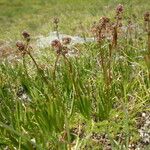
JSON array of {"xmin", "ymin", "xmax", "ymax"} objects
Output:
[
  {"xmin": 92, "ymin": 16, "xmax": 110, "ymax": 43},
  {"xmin": 22, "ymin": 31, "xmax": 30, "ymax": 38},
  {"xmin": 144, "ymin": 12, "xmax": 150, "ymax": 22},
  {"xmin": 53, "ymin": 17, "xmax": 59, "ymax": 24},
  {"xmin": 51, "ymin": 39, "xmax": 62, "ymax": 54},
  {"xmin": 16, "ymin": 41, "xmax": 25, "ymax": 51},
  {"xmin": 116, "ymin": 4, "xmax": 124, "ymax": 14},
  {"xmin": 22, "ymin": 31, "xmax": 30, "ymax": 42}
]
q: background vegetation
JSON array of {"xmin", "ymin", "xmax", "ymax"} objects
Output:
[{"xmin": 0, "ymin": 0, "xmax": 150, "ymax": 150}]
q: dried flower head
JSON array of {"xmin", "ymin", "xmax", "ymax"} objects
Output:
[
  {"xmin": 51, "ymin": 39, "xmax": 61, "ymax": 48},
  {"xmin": 22, "ymin": 31, "xmax": 30, "ymax": 38},
  {"xmin": 51, "ymin": 39, "xmax": 62, "ymax": 54},
  {"xmin": 22, "ymin": 31, "xmax": 30, "ymax": 42},
  {"xmin": 99, "ymin": 16, "xmax": 110, "ymax": 28},
  {"xmin": 16, "ymin": 41, "xmax": 25, "ymax": 51},
  {"xmin": 101, "ymin": 16, "xmax": 110, "ymax": 23},
  {"xmin": 53, "ymin": 17, "xmax": 59, "ymax": 24},
  {"xmin": 116, "ymin": 4, "xmax": 124, "ymax": 14},
  {"xmin": 62, "ymin": 37, "xmax": 72, "ymax": 45},
  {"xmin": 144, "ymin": 11, "xmax": 150, "ymax": 22}
]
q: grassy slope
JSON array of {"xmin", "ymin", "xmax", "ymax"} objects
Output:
[
  {"xmin": 0, "ymin": 0, "xmax": 150, "ymax": 149},
  {"xmin": 0, "ymin": 0, "xmax": 149, "ymax": 40}
]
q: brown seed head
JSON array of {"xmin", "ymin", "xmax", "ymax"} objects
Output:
[
  {"xmin": 53, "ymin": 17, "xmax": 59, "ymax": 24},
  {"xmin": 51, "ymin": 39, "xmax": 62, "ymax": 54},
  {"xmin": 16, "ymin": 41, "xmax": 25, "ymax": 51},
  {"xmin": 99, "ymin": 16, "xmax": 110, "ymax": 28},
  {"xmin": 22, "ymin": 31, "xmax": 30, "ymax": 42},
  {"xmin": 100, "ymin": 16, "xmax": 110, "ymax": 23},
  {"xmin": 116, "ymin": 4, "xmax": 124, "ymax": 14},
  {"xmin": 22, "ymin": 31, "xmax": 30, "ymax": 39},
  {"xmin": 144, "ymin": 11, "xmax": 150, "ymax": 22},
  {"xmin": 62, "ymin": 37, "xmax": 72, "ymax": 45},
  {"xmin": 51, "ymin": 39, "xmax": 61, "ymax": 48}
]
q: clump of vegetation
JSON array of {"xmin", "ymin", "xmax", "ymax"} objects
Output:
[{"xmin": 0, "ymin": 2, "xmax": 150, "ymax": 150}]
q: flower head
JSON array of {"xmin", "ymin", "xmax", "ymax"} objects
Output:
[
  {"xmin": 22, "ymin": 31, "xmax": 30, "ymax": 38},
  {"xmin": 53, "ymin": 17, "xmax": 59, "ymax": 24},
  {"xmin": 116, "ymin": 4, "xmax": 124, "ymax": 14},
  {"xmin": 22, "ymin": 31, "xmax": 30, "ymax": 42},
  {"xmin": 16, "ymin": 41, "xmax": 25, "ymax": 51},
  {"xmin": 51, "ymin": 39, "xmax": 62, "ymax": 54},
  {"xmin": 144, "ymin": 11, "xmax": 150, "ymax": 22},
  {"xmin": 99, "ymin": 16, "xmax": 110, "ymax": 29}
]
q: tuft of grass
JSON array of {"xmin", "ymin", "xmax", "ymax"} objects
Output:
[{"xmin": 0, "ymin": 1, "xmax": 150, "ymax": 150}]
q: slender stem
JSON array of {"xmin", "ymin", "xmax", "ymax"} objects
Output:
[
  {"xmin": 55, "ymin": 24, "xmax": 59, "ymax": 39},
  {"xmin": 63, "ymin": 55, "xmax": 73, "ymax": 73},
  {"xmin": 112, "ymin": 26, "xmax": 118, "ymax": 48},
  {"xmin": 108, "ymin": 43, "xmax": 113, "ymax": 85},
  {"xmin": 148, "ymin": 21, "xmax": 150, "ymax": 54},
  {"xmin": 99, "ymin": 47, "xmax": 108, "ymax": 86},
  {"xmin": 22, "ymin": 56, "xmax": 29, "ymax": 77},
  {"xmin": 53, "ymin": 54, "xmax": 60, "ymax": 79},
  {"xmin": 28, "ymin": 52, "xmax": 40, "ymax": 70}
]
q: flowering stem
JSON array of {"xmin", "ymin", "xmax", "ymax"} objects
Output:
[
  {"xmin": 148, "ymin": 21, "xmax": 150, "ymax": 54},
  {"xmin": 53, "ymin": 54, "xmax": 60, "ymax": 79},
  {"xmin": 22, "ymin": 56, "xmax": 29, "ymax": 77},
  {"xmin": 27, "ymin": 52, "xmax": 40, "ymax": 71}
]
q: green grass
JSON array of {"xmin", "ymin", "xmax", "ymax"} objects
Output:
[
  {"xmin": 0, "ymin": 0, "xmax": 149, "ymax": 40},
  {"xmin": 0, "ymin": 0, "xmax": 150, "ymax": 149}
]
